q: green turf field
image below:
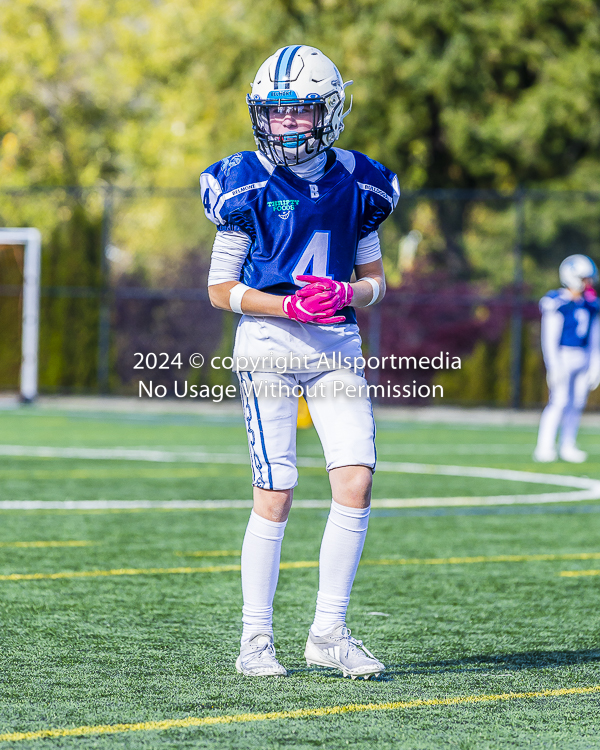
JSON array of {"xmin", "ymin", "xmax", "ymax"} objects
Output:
[{"xmin": 1, "ymin": 406, "xmax": 600, "ymax": 748}]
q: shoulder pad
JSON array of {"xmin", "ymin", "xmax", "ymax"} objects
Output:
[
  {"xmin": 200, "ymin": 151, "xmax": 270, "ymax": 226},
  {"xmin": 349, "ymin": 151, "xmax": 400, "ymax": 209},
  {"xmin": 333, "ymin": 148, "xmax": 357, "ymax": 175},
  {"xmin": 539, "ymin": 290, "xmax": 567, "ymax": 313}
]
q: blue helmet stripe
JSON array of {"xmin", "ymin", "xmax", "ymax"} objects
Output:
[
  {"xmin": 283, "ymin": 45, "xmax": 302, "ymax": 88},
  {"xmin": 274, "ymin": 45, "xmax": 302, "ymax": 89},
  {"xmin": 273, "ymin": 49, "xmax": 287, "ymax": 90}
]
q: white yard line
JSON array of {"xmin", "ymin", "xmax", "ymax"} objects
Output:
[
  {"xmin": 375, "ymin": 461, "xmax": 598, "ymax": 489},
  {"xmin": 1, "ymin": 444, "xmax": 600, "ymax": 510},
  {"xmin": 0, "ymin": 445, "xmax": 252, "ymax": 464}
]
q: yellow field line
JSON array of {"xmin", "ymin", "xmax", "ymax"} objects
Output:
[
  {"xmin": 363, "ymin": 552, "xmax": 600, "ymax": 566},
  {"xmin": 560, "ymin": 569, "xmax": 600, "ymax": 577},
  {"xmin": 0, "ymin": 541, "xmax": 93, "ymax": 549},
  {"xmin": 0, "ymin": 565, "xmax": 242, "ymax": 581},
  {"xmin": 2, "ymin": 551, "xmax": 599, "ymax": 582},
  {"xmin": 175, "ymin": 550, "xmax": 240, "ymax": 558},
  {"xmin": 2, "ymin": 685, "xmax": 599, "ymax": 743},
  {"xmin": 280, "ymin": 560, "xmax": 319, "ymax": 569}
]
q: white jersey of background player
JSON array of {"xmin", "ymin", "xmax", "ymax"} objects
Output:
[
  {"xmin": 534, "ymin": 254, "xmax": 600, "ymax": 463},
  {"xmin": 201, "ymin": 46, "xmax": 399, "ymax": 679}
]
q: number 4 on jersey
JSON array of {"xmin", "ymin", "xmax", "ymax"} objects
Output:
[{"xmin": 291, "ymin": 231, "xmax": 331, "ymax": 286}]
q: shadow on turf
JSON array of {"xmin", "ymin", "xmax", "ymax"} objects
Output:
[
  {"xmin": 284, "ymin": 650, "xmax": 600, "ymax": 681},
  {"xmin": 385, "ymin": 649, "xmax": 600, "ymax": 677},
  {"xmin": 287, "ymin": 666, "xmax": 391, "ymax": 681}
]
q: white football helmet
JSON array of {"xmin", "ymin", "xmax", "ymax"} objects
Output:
[
  {"xmin": 247, "ymin": 45, "xmax": 352, "ymax": 166},
  {"xmin": 559, "ymin": 254, "xmax": 598, "ymax": 292}
]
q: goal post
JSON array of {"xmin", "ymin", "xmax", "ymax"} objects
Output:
[{"xmin": 0, "ymin": 228, "xmax": 42, "ymax": 402}]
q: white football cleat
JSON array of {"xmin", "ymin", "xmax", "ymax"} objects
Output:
[
  {"xmin": 235, "ymin": 633, "xmax": 287, "ymax": 677},
  {"xmin": 533, "ymin": 446, "xmax": 557, "ymax": 463},
  {"xmin": 559, "ymin": 445, "xmax": 588, "ymax": 463},
  {"xmin": 305, "ymin": 623, "xmax": 384, "ymax": 680}
]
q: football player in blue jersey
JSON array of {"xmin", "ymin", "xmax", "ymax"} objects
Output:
[
  {"xmin": 534, "ymin": 254, "xmax": 600, "ymax": 463},
  {"xmin": 201, "ymin": 45, "xmax": 399, "ymax": 679}
]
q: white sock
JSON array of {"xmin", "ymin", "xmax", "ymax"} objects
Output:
[
  {"xmin": 241, "ymin": 510, "xmax": 287, "ymax": 644},
  {"xmin": 536, "ymin": 400, "xmax": 563, "ymax": 452},
  {"xmin": 311, "ymin": 500, "xmax": 370, "ymax": 637},
  {"xmin": 560, "ymin": 406, "xmax": 583, "ymax": 449}
]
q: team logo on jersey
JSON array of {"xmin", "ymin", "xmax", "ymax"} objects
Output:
[
  {"xmin": 221, "ymin": 152, "xmax": 243, "ymax": 176},
  {"xmin": 267, "ymin": 199, "xmax": 299, "ymax": 220}
]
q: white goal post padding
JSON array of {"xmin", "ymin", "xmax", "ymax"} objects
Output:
[{"xmin": 0, "ymin": 228, "xmax": 41, "ymax": 401}]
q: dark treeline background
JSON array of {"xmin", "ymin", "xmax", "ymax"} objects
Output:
[{"xmin": 1, "ymin": 0, "xmax": 600, "ymax": 403}]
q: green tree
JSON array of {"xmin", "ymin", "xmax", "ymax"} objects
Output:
[
  {"xmin": 131, "ymin": 0, "xmax": 600, "ymax": 274},
  {"xmin": 3, "ymin": 1, "xmax": 600, "ymax": 194},
  {"xmin": 282, "ymin": 0, "xmax": 600, "ymax": 274},
  {"xmin": 2, "ymin": 0, "xmax": 600, "ymax": 391},
  {"xmin": 0, "ymin": 0, "xmax": 124, "ymax": 389}
]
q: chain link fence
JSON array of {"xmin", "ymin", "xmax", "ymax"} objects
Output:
[{"xmin": 2, "ymin": 186, "xmax": 600, "ymax": 407}]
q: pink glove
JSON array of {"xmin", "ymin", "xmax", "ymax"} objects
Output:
[
  {"xmin": 296, "ymin": 275, "xmax": 353, "ymax": 310},
  {"xmin": 282, "ymin": 292, "xmax": 345, "ymax": 324}
]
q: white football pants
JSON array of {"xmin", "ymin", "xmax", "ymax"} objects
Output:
[
  {"xmin": 237, "ymin": 368, "xmax": 376, "ymax": 490},
  {"xmin": 536, "ymin": 347, "xmax": 590, "ymax": 452}
]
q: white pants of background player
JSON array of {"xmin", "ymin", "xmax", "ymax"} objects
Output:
[
  {"xmin": 237, "ymin": 367, "xmax": 376, "ymax": 643},
  {"xmin": 536, "ymin": 347, "xmax": 591, "ymax": 454}
]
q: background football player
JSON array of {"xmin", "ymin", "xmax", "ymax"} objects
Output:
[
  {"xmin": 534, "ymin": 254, "xmax": 600, "ymax": 463},
  {"xmin": 201, "ymin": 45, "xmax": 399, "ymax": 679}
]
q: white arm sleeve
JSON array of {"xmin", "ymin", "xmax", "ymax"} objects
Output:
[
  {"xmin": 540, "ymin": 302, "xmax": 564, "ymax": 374},
  {"xmin": 207, "ymin": 230, "xmax": 252, "ymax": 286},
  {"xmin": 355, "ymin": 231, "xmax": 381, "ymax": 265},
  {"xmin": 589, "ymin": 315, "xmax": 600, "ymax": 356},
  {"xmin": 587, "ymin": 316, "xmax": 600, "ymax": 388}
]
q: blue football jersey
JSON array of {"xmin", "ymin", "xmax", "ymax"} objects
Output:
[
  {"xmin": 200, "ymin": 148, "xmax": 399, "ymax": 324},
  {"xmin": 540, "ymin": 288, "xmax": 600, "ymax": 347}
]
